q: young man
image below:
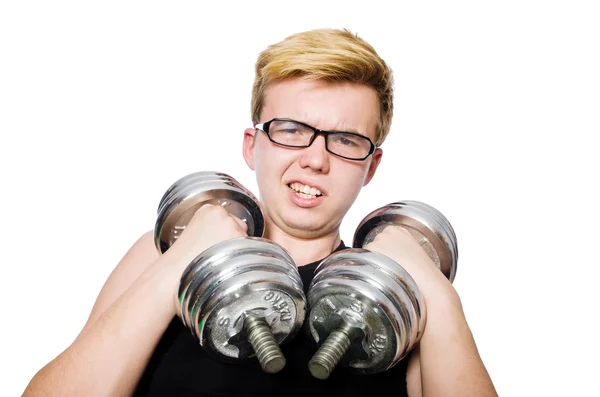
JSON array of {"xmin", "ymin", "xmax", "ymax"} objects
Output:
[{"xmin": 24, "ymin": 28, "xmax": 497, "ymax": 396}]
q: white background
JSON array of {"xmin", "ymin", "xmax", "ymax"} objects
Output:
[{"xmin": 1, "ymin": 1, "xmax": 599, "ymax": 395}]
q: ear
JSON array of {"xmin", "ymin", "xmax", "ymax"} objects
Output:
[
  {"xmin": 363, "ymin": 148, "xmax": 383, "ymax": 186},
  {"xmin": 242, "ymin": 128, "xmax": 257, "ymax": 170}
]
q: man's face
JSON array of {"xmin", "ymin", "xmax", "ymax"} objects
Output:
[{"xmin": 243, "ymin": 79, "xmax": 383, "ymax": 239}]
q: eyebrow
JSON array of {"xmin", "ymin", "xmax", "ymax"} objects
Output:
[
  {"xmin": 340, "ymin": 127, "xmax": 361, "ymax": 134},
  {"xmin": 329, "ymin": 126, "xmax": 367, "ymax": 137},
  {"xmin": 295, "ymin": 119, "xmax": 363, "ymax": 135}
]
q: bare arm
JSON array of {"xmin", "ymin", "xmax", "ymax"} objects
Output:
[
  {"xmin": 23, "ymin": 234, "xmax": 180, "ymax": 397},
  {"xmin": 415, "ymin": 289, "xmax": 497, "ymax": 397},
  {"xmin": 404, "ymin": 288, "xmax": 498, "ymax": 397},
  {"xmin": 23, "ymin": 204, "xmax": 249, "ymax": 397},
  {"xmin": 406, "ymin": 348, "xmax": 422, "ymax": 397},
  {"xmin": 365, "ymin": 227, "xmax": 498, "ymax": 397},
  {"xmin": 76, "ymin": 231, "xmax": 160, "ymax": 337}
]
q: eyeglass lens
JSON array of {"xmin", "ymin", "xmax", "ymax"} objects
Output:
[{"xmin": 268, "ymin": 120, "xmax": 371, "ymax": 159}]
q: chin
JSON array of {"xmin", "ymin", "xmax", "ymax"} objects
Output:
[
  {"xmin": 284, "ymin": 213, "xmax": 337, "ymax": 236},
  {"xmin": 287, "ymin": 224, "xmax": 328, "ymax": 239}
]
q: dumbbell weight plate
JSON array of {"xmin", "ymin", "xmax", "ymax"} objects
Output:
[
  {"xmin": 156, "ymin": 171, "xmax": 232, "ymax": 212},
  {"xmin": 199, "ymin": 273, "xmax": 305, "ymax": 361},
  {"xmin": 179, "ymin": 242, "xmax": 304, "ymax": 330},
  {"xmin": 156, "ymin": 172, "xmax": 234, "ymax": 218},
  {"xmin": 178, "ymin": 236, "xmax": 306, "ymax": 362},
  {"xmin": 307, "ymin": 248, "xmax": 425, "ymax": 375},
  {"xmin": 406, "ymin": 200, "xmax": 458, "ymax": 255},
  {"xmin": 154, "ymin": 171, "xmax": 264, "ymax": 253},
  {"xmin": 352, "ymin": 200, "xmax": 458, "ymax": 283}
]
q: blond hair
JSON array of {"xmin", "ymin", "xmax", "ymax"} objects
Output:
[{"xmin": 251, "ymin": 28, "xmax": 394, "ymax": 146}]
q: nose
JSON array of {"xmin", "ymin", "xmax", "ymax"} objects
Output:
[{"xmin": 298, "ymin": 134, "xmax": 330, "ymax": 174}]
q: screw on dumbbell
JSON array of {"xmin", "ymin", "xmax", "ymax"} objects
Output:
[
  {"xmin": 154, "ymin": 171, "xmax": 306, "ymax": 373},
  {"xmin": 306, "ymin": 200, "xmax": 458, "ymax": 379},
  {"xmin": 178, "ymin": 236, "xmax": 306, "ymax": 374},
  {"xmin": 306, "ymin": 249, "xmax": 423, "ymax": 379}
]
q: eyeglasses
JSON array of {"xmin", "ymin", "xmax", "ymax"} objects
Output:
[{"xmin": 254, "ymin": 118, "xmax": 376, "ymax": 161}]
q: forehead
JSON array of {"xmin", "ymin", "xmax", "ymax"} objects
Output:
[{"xmin": 261, "ymin": 79, "xmax": 379, "ymax": 139}]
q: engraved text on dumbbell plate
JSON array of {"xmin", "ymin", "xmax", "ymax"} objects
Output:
[{"xmin": 205, "ymin": 289, "xmax": 300, "ymax": 360}]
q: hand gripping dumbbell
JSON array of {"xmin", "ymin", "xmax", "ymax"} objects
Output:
[
  {"xmin": 154, "ymin": 171, "xmax": 307, "ymax": 373},
  {"xmin": 306, "ymin": 200, "xmax": 458, "ymax": 379}
]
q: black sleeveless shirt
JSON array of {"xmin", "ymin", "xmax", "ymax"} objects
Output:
[{"xmin": 134, "ymin": 241, "xmax": 409, "ymax": 396}]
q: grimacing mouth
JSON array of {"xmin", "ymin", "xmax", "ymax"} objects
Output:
[{"xmin": 287, "ymin": 182, "xmax": 323, "ymax": 198}]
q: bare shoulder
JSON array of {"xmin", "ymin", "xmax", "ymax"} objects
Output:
[{"xmin": 78, "ymin": 230, "xmax": 160, "ymax": 336}]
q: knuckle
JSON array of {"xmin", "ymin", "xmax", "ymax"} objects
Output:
[{"xmin": 193, "ymin": 203, "xmax": 212, "ymax": 216}]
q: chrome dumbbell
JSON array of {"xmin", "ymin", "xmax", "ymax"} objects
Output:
[
  {"xmin": 155, "ymin": 171, "xmax": 264, "ymax": 252},
  {"xmin": 306, "ymin": 200, "xmax": 458, "ymax": 379},
  {"xmin": 154, "ymin": 171, "xmax": 306, "ymax": 373}
]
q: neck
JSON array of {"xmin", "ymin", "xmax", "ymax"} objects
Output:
[{"xmin": 263, "ymin": 221, "xmax": 342, "ymax": 267}]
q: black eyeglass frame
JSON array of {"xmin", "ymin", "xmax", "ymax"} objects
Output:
[{"xmin": 254, "ymin": 118, "xmax": 376, "ymax": 161}]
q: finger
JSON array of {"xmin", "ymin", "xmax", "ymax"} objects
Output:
[
  {"xmin": 191, "ymin": 203, "xmax": 217, "ymax": 220},
  {"xmin": 230, "ymin": 213, "xmax": 249, "ymax": 233}
]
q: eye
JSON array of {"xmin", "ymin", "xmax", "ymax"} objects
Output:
[
  {"xmin": 271, "ymin": 121, "xmax": 303, "ymax": 134},
  {"xmin": 279, "ymin": 128, "xmax": 300, "ymax": 134},
  {"xmin": 332, "ymin": 134, "xmax": 360, "ymax": 146}
]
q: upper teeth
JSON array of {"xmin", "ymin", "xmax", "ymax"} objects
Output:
[{"xmin": 289, "ymin": 182, "xmax": 322, "ymax": 196}]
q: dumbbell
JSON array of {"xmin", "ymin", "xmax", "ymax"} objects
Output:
[
  {"xmin": 154, "ymin": 171, "xmax": 307, "ymax": 373},
  {"xmin": 154, "ymin": 171, "xmax": 264, "ymax": 252},
  {"xmin": 306, "ymin": 200, "xmax": 458, "ymax": 379}
]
